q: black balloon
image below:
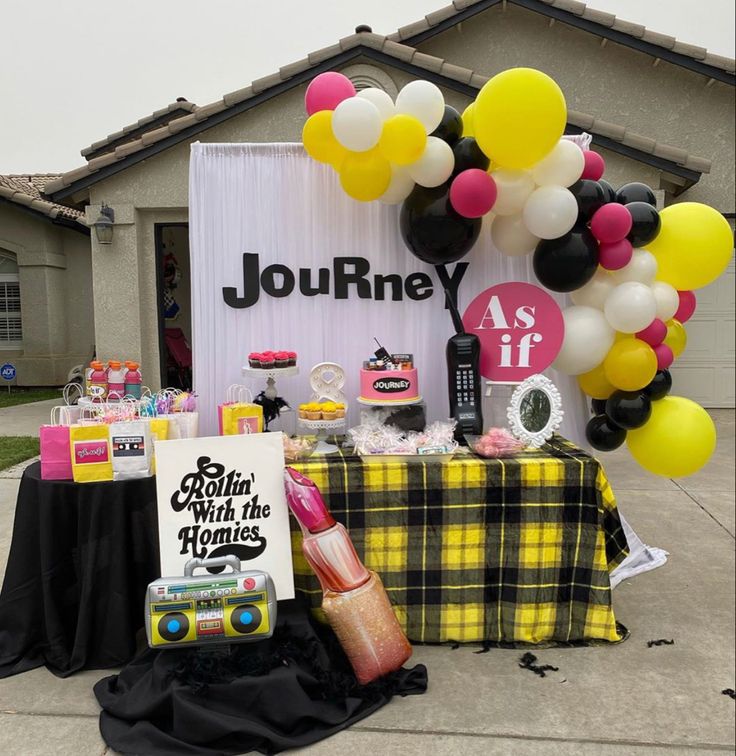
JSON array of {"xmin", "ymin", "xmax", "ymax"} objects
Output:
[
  {"xmin": 641, "ymin": 369, "xmax": 673, "ymax": 401},
  {"xmin": 400, "ymin": 182, "xmax": 481, "ymax": 265},
  {"xmin": 533, "ymin": 228, "xmax": 599, "ymax": 292},
  {"xmin": 598, "ymin": 179, "xmax": 617, "ymax": 205},
  {"xmin": 626, "ymin": 201, "xmax": 661, "ymax": 246},
  {"xmin": 616, "ymin": 181, "xmax": 657, "ymax": 206},
  {"xmin": 605, "ymin": 390, "xmax": 652, "ymax": 429},
  {"xmin": 569, "ymin": 179, "xmax": 606, "ymax": 224},
  {"xmin": 586, "ymin": 415, "xmax": 627, "ymax": 452},
  {"xmin": 451, "ymin": 137, "xmax": 490, "ymax": 175},
  {"xmin": 430, "ymin": 106, "xmax": 463, "ymax": 146},
  {"xmin": 591, "ymin": 398, "xmax": 608, "ymax": 415}
]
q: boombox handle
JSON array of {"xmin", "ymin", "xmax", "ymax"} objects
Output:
[{"xmin": 184, "ymin": 555, "xmax": 241, "ymax": 576}]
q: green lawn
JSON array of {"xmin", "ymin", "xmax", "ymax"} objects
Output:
[
  {"xmin": 0, "ymin": 387, "xmax": 61, "ymax": 409},
  {"xmin": 0, "ymin": 436, "xmax": 40, "ymax": 471}
]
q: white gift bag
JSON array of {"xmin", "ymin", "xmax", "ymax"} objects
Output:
[
  {"xmin": 173, "ymin": 412, "xmax": 199, "ymax": 439},
  {"xmin": 110, "ymin": 420, "xmax": 153, "ymax": 480}
]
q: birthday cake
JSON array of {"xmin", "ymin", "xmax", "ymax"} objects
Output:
[{"xmin": 358, "ymin": 343, "xmax": 420, "ymax": 404}]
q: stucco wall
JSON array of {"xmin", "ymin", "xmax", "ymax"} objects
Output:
[
  {"xmin": 416, "ymin": 3, "xmax": 735, "ymax": 210},
  {"xmin": 0, "ymin": 202, "xmax": 94, "ymax": 384}
]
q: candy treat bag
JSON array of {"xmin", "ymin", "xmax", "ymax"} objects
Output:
[
  {"xmin": 144, "ymin": 417, "xmax": 170, "ymax": 475},
  {"xmin": 110, "ymin": 420, "xmax": 152, "ymax": 481},
  {"xmin": 219, "ymin": 385, "xmax": 263, "ymax": 435},
  {"xmin": 58, "ymin": 383, "xmax": 84, "ymax": 426},
  {"xmin": 40, "ymin": 406, "xmax": 73, "ymax": 481},
  {"xmin": 69, "ymin": 424, "xmax": 113, "ymax": 483},
  {"xmin": 172, "ymin": 392, "xmax": 199, "ymax": 439}
]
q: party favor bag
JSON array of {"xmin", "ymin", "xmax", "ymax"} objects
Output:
[
  {"xmin": 40, "ymin": 407, "xmax": 72, "ymax": 480},
  {"xmin": 70, "ymin": 424, "xmax": 113, "ymax": 483},
  {"xmin": 57, "ymin": 383, "xmax": 84, "ymax": 426},
  {"xmin": 110, "ymin": 420, "xmax": 152, "ymax": 481},
  {"xmin": 147, "ymin": 418, "xmax": 170, "ymax": 475},
  {"xmin": 219, "ymin": 386, "xmax": 263, "ymax": 435},
  {"xmin": 174, "ymin": 412, "xmax": 199, "ymax": 439}
]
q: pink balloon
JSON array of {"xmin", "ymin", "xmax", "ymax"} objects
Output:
[
  {"xmin": 636, "ymin": 318, "xmax": 667, "ymax": 347},
  {"xmin": 674, "ymin": 290, "xmax": 697, "ymax": 323},
  {"xmin": 590, "ymin": 203, "xmax": 632, "ymax": 243},
  {"xmin": 449, "ymin": 169, "xmax": 498, "ymax": 218},
  {"xmin": 581, "ymin": 150, "xmax": 605, "ymax": 181},
  {"xmin": 598, "ymin": 238, "xmax": 633, "ymax": 270},
  {"xmin": 304, "ymin": 72, "xmax": 356, "ymax": 116},
  {"xmin": 654, "ymin": 343, "xmax": 674, "ymax": 371}
]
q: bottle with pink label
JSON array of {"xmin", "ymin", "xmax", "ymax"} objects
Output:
[
  {"xmin": 124, "ymin": 361, "xmax": 142, "ymax": 399},
  {"xmin": 107, "ymin": 360, "xmax": 126, "ymax": 400},
  {"xmin": 87, "ymin": 361, "xmax": 108, "ymax": 402},
  {"xmin": 284, "ymin": 467, "xmax": 412, "ymax": 684}
]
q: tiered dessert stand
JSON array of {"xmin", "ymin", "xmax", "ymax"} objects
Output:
[{"xmin": 241, "ymin": 364, "xmax": 299, "ymax": 434}]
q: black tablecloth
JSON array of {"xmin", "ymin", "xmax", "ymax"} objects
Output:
[
  {"xmin": 0, "ymin": 462, "xmax": 160, "ymax": 678},
  {"xmin": 95, "ymin": 598, "xmax": 427, "ymax": 756}
]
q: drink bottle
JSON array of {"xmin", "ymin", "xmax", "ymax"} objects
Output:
[
  {"xmin": 124, "ymin": 361, "xmax": 142, "ymax": 399},
  {"xmin": 284, "ymin": 467, "xmax": 412, "ymax": 684},
  {"xmin": 87, "ymin": 361, "xmax": 108, "ymax": 402},
  {"xmin": 107, "ymin": 360, "xmax": 126, "ymax": 400}
]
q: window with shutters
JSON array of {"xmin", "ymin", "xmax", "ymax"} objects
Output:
[{"xmin": 0, "ymin": 251, "xmax": 22, "ymax": 347}]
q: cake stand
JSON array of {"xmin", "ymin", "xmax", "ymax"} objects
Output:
[
  {"xmin": 299, "ymin": 362, "xmax": 347, "ymax": 454},
  {"xmin": 241, "ymin": 366, "xmax": 299, "ymax": 434}
]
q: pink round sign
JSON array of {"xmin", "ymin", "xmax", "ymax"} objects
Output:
[{"xmin": 462, "ymin": 282, "xmax": 564, "ymax": 382}]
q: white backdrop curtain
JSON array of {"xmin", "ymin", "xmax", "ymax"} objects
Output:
[
  {"xmin": 189, "ymin": 140, "xmax": 665, "ymax": 586},
  {"xmin": 189, "ymin": 141, "xmax": 589, "ymax": 439}
]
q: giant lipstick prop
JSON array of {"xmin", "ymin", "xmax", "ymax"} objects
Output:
[{"xmin": 284, "ymin": 467, "xmax": 412, "ymax": 684}]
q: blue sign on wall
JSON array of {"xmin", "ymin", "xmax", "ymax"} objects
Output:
[{"xmin": 0, "ymin": 363, "xmax": 17, "ymax": 381}]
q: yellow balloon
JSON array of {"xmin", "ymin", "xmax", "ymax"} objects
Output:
[
  {"xmin": 339, "ymin": 149, "xmax": 391, "ymax": 202},
  {"xmin": 627, "ymin": 396, "xmax": 716, "ymax": 477},
  {"xmin": 473, "ymin": 68, "xmax": 566, "ymax": 169},
  {"xmin": 645, "ymin": 202, "xmax": 734, "ymax": 290},
  {"xmin": 378, "ymin": 114, "xmax": 427, "ymax": 166},
  {"xmin": 603, "ymin": 338, "xmax": 657, "ymax": 392},
  {"xmin": 578, "ymin": 364, "xmax": 616, "ymax": 399},
  {"xmin": 461, "ymin": 103, "xmax": 476, "ymax": 137},
  {"xmin": 302, "ymin": 111, "xmax": 347, "ymax": 166},
  {"xmin": 663, "ymin": 319, "xmax": 687, "ymax": 358}
]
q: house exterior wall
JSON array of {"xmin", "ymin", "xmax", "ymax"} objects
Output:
[
  {"xmin": 0, "ymin": 202, "xmax": 94, "ymax": 385},
  {"xmin": 416, "ymin": 3, "xmax": 734, "ymax": 211}
]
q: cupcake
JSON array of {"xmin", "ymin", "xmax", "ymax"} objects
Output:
[
  {"xmin": 298, "ymin": 404, "xmax": 308, "ymax": 419},
  {"xmin": 260, "ymin": 351, "xmax": 275, "ymax": 369},
  {"xmin": 335, "ymin": 403, "xmax": 346, "ymax": 419},
  {"xmin": 305, "ymin": 403, "xmax": 321, "ymax": 421},
  {"xmin": 274, "ymin": 351, "xmax": 290, "ymax": 368},
  {"xmin": 248, "ymin": 352, "xmax": 260, "ymax": 368},
  {"xmin": 287, "ymin": 351, "xmax": 297, "ymax": 367},
  {"xmin": 321, "ymin": 402, "xmax": 337, "ymax": 420}
]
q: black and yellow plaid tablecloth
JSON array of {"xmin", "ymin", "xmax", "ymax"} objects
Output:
[{"xmin": 291, "ymin": 436, "xmax": 628, "ymax": 645}]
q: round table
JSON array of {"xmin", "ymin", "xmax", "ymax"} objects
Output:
[{"xmin": 0, "ymin": 462, "xmax": 160, "ymax": 678}]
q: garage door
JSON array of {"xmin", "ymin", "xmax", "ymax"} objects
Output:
[{"xmin": 669, "ymin": 248, "xmax": 735, "ymax": 408}]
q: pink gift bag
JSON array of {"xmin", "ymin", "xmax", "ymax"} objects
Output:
[{"xmin": 40, "ymin": 416, "xmax": 72, "ymax": 480}]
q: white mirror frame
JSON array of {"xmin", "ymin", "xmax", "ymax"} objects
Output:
[{"xmin": 506, "ymin": 374, "xmax": 563, "ymax": 449}]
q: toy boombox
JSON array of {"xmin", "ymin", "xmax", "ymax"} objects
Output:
[{"xmin": 145, "ymin": 556, "xmax": 277, "ymax": 649}]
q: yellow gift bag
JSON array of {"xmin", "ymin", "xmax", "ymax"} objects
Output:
[
  {"xmin": 148, "ymin": 418, "xmax": 170, "ymax": 475},
  {"xmin": 69, "ymin": 424, "xmax": 113, "ymax": 483},
  {"xmin": 219, "ymin": 386, "xmax": 263, "ymax": 435}
]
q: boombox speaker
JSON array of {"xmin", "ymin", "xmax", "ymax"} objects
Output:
[{"xmin": 145, "ymin": 555, "xmax": 277, "ymax": 649}]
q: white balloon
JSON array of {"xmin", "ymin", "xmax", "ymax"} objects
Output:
[
  {"xmin": 408, "ymin": 136, "xmax": 454, "ymax": 188},
  {"xmin": 395, "ymin": 80, "xmax": 445, "ymax": 133},
  {"xmin": 609, "ymin": 249, "xmax": 658, "ymax": 285},
  {"xmin": 531, "ymin": 140, "xmax": 585, "ymax": 187},
  {"xmin": 491, "ymin": 170, "xmax": 535, "ymax": 216},
  {"xmin": 331, "ymin": 97, "xmax": 382, "ymax": 152},
  {"xmin": 651, "ymin": 281, "xmax": 680, "ymax": 321},
  {"xmin": 522, "ymin": 185, "xmax": 578, "ymax": 240},
  {"xmin": 379, "ymin": 165, "xmax": 415, "ymax": 205},
  {"xmin": 570, "ymin": 268, "xmax": 615, "ymax": 310},
  {"xmin": 356, "ymin": 88, "xmax": 395, "ymax": 121},
  {"xmin": 490, "ymin": 213, "xmax": 539, "ymax": 257},
  {"xmin": 604, "ymin": 281, "xmax": 658, "ymax": 333},
  {"xmin": 552, "ymin": 306, "xmax": 615, "ymax": 375}
]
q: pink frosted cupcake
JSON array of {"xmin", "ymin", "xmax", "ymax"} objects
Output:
[
  {"xmin": 248, "ymin": 352, "xmax": 261, "ymax": 368},
  {"xmin": 274, "ymin": 351, "xmax": 290, "ymax": 368},
  {"xmin": 260, "ymin": 351, "xmax": 275, "ymax": 369},
  {"xmin": 287, "ymin": 351, "xmax": 297, "ymax": 367}
]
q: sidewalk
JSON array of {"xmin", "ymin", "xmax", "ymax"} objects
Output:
[
  {"xmin": 0, "ymin": 398, "xmax": 63, "ymax": 437},
  {"xmin": 0, "ymin": 411, "xmax": 733, "ymax": 755}
]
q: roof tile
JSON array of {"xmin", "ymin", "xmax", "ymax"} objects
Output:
[
  {"xmin": 653, "ymin": 144, "xmax": 689, "ymax": 164},
  {"xmin": 222, "ymin": 86, "xmax": 254, "ymax": 108},
  {"xmin": 469, "ymin": 72, "xmax": 489, "ymax": 89},
  {"xmin": 381, "ymin": 39, "xmax": 416, "ymax": 63},
  {"xmin": 393, "ymin": 19, "xmax": 431, "ymax": 42},
  {"xmin": 411, "ymin": 51, "xmax": 444, "ymax": 74},
  {"xmin": 141, "ymin": 126, "xmax": 171, "ymax": 146},
  {"xmin": 339, "ymin": 34, "xmax": 361, "ymax": 51},
  {"xmin": 307, "ymin": 43, "xmax": 342, "ymax": 65},
  {"xmin": 640, "ymin": 30, "xmax": 676, "ymax": 50},
  {"xmin": 279, "ymin": 58, "xmax": 312, "ymax": 80},
  {"xmin": 114, "ymin": 141, "xmax": 145, "ymax": 159},
  {"xmin": 167, "ymin": 114, "xmax": 199, "ymax": 134},
  {"xmin": 452, "ymin": 0, "xmax": 479, "ymax": 9},
  {"xmin": 426, "ymin": 5, "xmax": 460, "ymax": 26},
  {"xmin": 704, "ymin": 53, "xmax": 736, "ymax": 74},
  {"xmin": 590, "ymin": 119, "xmax": 626, "ymax": 140},
  {"xmin": 440, "ymin": 61, "xmax": 474, "ymax": 84},
  {"xmin": 251, "ymin": 71, "xmax": 285, "ymax": 95},
  {"xmin": 549, "ymin": 0, "xmax": 586, "ymax": 17},
  {"xmin": 610, "ymin": 19, "xmax": 646, "ymax": 38},
  {"xmin": 567, "ymin": 110, "xmax": 595, "ymax": 129},
  {"xmin": 59, "ymin": 165, "xmax": 94, "ymax": 188},
  {"xmin": 86, "ymin": 152, "xmax": 119, "ymax": 172},
  {"xmin": 671, "ymin": 41, "xmax": 708, "ymax": 60},
  {"xmin": 193, "ymin": 100, "xmax": 228, "ymax": 121},
  {"xmin": 620, "ymin": 132, "xmax": 657, "ymax": 153},
  {"xmin": 684, "ymin": 155, "xmax": 712, "ymax": 173},
  {"xmin": 581, "ymin": 8, "xmax": 616, "ymax": 27}
]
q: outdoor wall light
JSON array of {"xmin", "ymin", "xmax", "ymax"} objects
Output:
[{"xmin": 93, "ymin": 204, "xmax": 115, "ymax": 245}]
